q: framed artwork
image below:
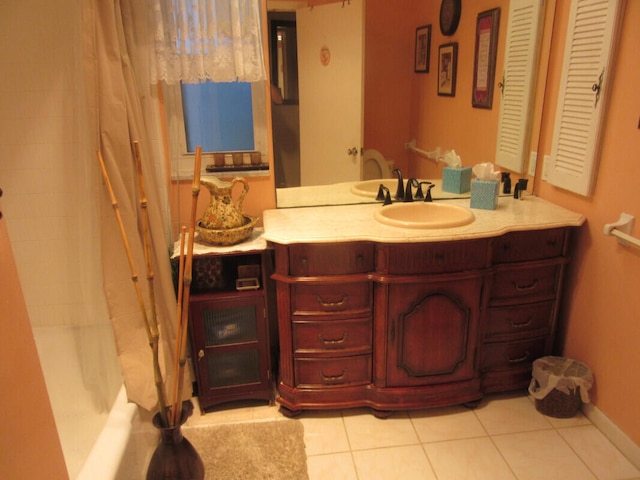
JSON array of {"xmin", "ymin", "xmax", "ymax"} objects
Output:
[
  {"xmin": 438, "ymin": 42, "xmax": 458, "ymax": 97},
  {"xmin": 472, "ymin": 8, "xmax": 501, "ymax": 108},
  {"xmin": 414, "ymin": 25, "xmax": 431, "ymax": 73}
]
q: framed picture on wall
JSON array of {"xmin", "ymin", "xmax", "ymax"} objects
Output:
[
  {"xmin": 414, "ymin": 25, "xmax": 431, "ymax": 73},
  {"xmin": 472, "ymin": 8, "xmax": 501, "ymax": 108},
  {"xmin": 438, "ymin": 42, "xmax": 458, "ymax": 96}
]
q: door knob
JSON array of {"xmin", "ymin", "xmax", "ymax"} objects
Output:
[{"xmin": 347, "ymin": 147, "xmax": 358, "ymax": 156}]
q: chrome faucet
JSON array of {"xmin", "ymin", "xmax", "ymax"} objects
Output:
[{"xmin": 392, "ymin": 168, "xmax": 404, "ymax": 200}]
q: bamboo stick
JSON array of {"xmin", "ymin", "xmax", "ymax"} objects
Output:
[
  {"xmin": 132, "ymin": 142, "xmax": 170, "ymax": 426},
  {"xmin": 169, "ymin": 227, "xmax": 186, "ymax": 426},
  {"xmin": 97, "ymin": 149, "xmax": 169, "ymax": 427},
  {"xmin": 171, "ymin": 146, "xmax": 202, "ymax": 426}
]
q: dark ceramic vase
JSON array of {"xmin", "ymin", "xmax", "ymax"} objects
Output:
[{"xmin": 146, "ymin": 404, "xmax": 204, "ymax": 480}]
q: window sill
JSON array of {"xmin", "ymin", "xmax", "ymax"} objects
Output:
[{"xmin": 170, "ymin": 157, "xmax": 270, "ymax": 180}]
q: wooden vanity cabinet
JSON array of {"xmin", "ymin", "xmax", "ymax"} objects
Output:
[{"xmin": 272, "ymin": 227, "xmax": 573, "ymax": 415}]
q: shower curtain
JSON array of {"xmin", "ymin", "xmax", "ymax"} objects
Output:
[{"xmin": 81, "ymin": 0, "xmax": 188, "ymax": 411}]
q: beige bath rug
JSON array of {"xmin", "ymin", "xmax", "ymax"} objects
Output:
[{"xmin": 183, "ymin": 420, "xmax": 308, "ymax": 480}]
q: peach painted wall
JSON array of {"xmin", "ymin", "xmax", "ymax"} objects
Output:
[
  {"xmin": 534, "ymin": 1, "xmax": 640, "ymax": 445},
  {"xmin": 0, "ymin": 204, "xmax": 68, "ymax": 479},
  {"xmin": 363, "ymin": 0, "xmax": 419, "ymax": 173},
  {"xmin": 408, "ymin": 0, "xmax": 509, "ymax": 180}
]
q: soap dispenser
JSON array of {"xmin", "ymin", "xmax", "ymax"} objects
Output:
[
  {"xmin": 501, "ymin": 172, "xmax": 511, "ymax": 194},
  {"xmin": 513, "ymin": 178, "xmax": 529, "ymax": 200}
]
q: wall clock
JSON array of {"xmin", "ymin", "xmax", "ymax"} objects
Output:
[{"xmin": 440, "ymin": 0, "xmax": 461, "ymax": 36}]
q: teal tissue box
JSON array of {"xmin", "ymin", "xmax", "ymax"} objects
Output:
[
  {"xmin": 470, "ymin": 180, "xmax": 499, "ymax": 210},
  {"xmin": 442, "ymin": 167, "xmax": 471, "ymax": 194}
]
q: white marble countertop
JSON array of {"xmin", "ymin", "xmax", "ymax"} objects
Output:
[
  {"xmin": 172, "ymin": 228, "xmax": 267, "ymax": 257},
  {"xmin": 262, "ymin": 196, "xmax": 585, "ymax": 244}
]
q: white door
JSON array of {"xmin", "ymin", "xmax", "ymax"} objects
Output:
[{"xmin": 297, "ymin": 0, "xmax": 364, "ymax": 186}]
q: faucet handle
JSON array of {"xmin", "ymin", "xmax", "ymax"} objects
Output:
[
  {"xmin": 377, "ymin": 184, "xmax": 393, "ymax": 205},
  {"xmin": 415, "ymin": 181, "xmax": 432, "ymax": 200},
  {"xmin": 424, "ymin": 183, "xmax": 435, "ymax": 202}
]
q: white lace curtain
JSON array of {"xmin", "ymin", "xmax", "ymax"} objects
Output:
[{"xmin": 149, "ymin": 0, "xmax": 266, "ymax": 84}]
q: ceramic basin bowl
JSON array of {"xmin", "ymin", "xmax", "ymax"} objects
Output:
[
  {"xmin": 350, "ymin": 179, "xmax": 399, "ymax": 197},
  {"xmin": 373, "ymin": 202, "xmax": 475, "ymax": 229}
]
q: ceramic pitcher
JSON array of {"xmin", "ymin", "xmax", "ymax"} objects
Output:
[{"xmin": 199, "ymin": 177, "xmax": 249, "ymax": 230}]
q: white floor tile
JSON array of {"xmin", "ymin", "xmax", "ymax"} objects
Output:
[
  {"xmin": 558, "ymin": 425, "xmax": 640, "ymax": 480},
  {"xmin": 300, "ymin": 411, "xmax": 351, "ymax": 456},
  {"xmin": 353, "ymin": 445, "xmax": 437, "ymax": 480},
  {"xmin": 492, "ymin": 429, "xmax": 597, "ymax": 480},
  {"xmin": 342, "ymin": 409, "xmax": 420, "ymax": 451},
  {"xmin": 306, "ymin": 452, "xmax": 358, "ymax": 480},
  {"xmin": 410, "ymin": 404, "xmax": 487, "ymax": 443},
  {"xmin": 424, "ymin": 436, "xmax": 517, "ymax": 480},
  {"xmin": 474, "ymin": 394, "xmax": 553, "ymax": 435}
]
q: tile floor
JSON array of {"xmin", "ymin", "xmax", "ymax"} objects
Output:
[{"xmin": 186, "ymin": 392, "xmax": 640, "ymax": 480}]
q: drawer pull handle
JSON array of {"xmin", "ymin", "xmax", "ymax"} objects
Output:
[
  {"xmin": 512, "ymin": 279, "xmax": 539, "ymax": 291},
  {"xmin": 321, "ymin": 369, "xmax": 347, "ymax": 382},
  {"xmin": 316, "ymin": 294, "xmax": 348, "ymax": 308},
  {"xmin": 510, "ymin": 318, "xmax": 533, "ymax": 328},
  {"xmin": 507, "ymin": 351, "xmax": 530, "ymax": 363},
  {"xmin": 318, "ymin": 333, "xmax": 349, "ymax": 344}
]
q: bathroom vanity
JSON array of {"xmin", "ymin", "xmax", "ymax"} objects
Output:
[{"xmin": 263, "ymin": 197, "xmax": 585, "ymax": 416}]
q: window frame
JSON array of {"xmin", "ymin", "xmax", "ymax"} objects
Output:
[{"xmin": 163, "ymin": 81, "xmax": 270, "ymax": 180}]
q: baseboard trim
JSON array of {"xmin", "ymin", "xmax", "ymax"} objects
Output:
[{"xmin": 582, "ymin": 403, "xmax": 640, "ymax": 469}]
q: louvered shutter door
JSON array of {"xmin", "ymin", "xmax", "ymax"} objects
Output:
[
  {"xmin": 546, "ymin": 0, "xmax": 624, "ymax": 196},
  {"xmin": 495, "ymin": 0, "xmax": 544, "ymax": 173}
]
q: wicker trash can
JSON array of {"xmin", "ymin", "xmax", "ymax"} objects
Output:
[{"xmin": 528, "ymin": 356, "xmax": 593, "ymax": 418}]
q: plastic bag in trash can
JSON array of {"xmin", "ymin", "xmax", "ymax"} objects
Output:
[{"xmin": 528, "ymin": 356, "xmax": 593, "ymax": 404}]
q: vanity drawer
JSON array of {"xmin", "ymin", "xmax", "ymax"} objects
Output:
[
  {"xmin": 489, "ymin": 261, "xmax": 563, "ymax": 304},
  {"xmin": 293, "ymin": 318, "xmax": 372, "ymax": 355},
  {"xmin": 292, "ymin": 282, "xmax": 372, "ymax": 314},
  {"xmin": 492, "ymin": 228, "xmax": 567, "ymax": 263},
  {"xmin": 481, "ymin": 337, "xmax": 547, "ymax": 372},
  {"xmin": 288, "ymin": 242, "xmax": 374, "ymax": 276},
  {"xmin": 294, "ymin": 355, "xmax": 372, "ymax": 387},
  {"xmin": 378, "ymin": 239, "xmax": 489, "ymax": 274},
  {"xmin": 485, "ymin": 301, "xmax": 555, "ymax": 339}
]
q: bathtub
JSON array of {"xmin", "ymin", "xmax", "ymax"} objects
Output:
[
  {"xmin": 33, "ymin": 325, "xmax": 151, "ymax": 479},
  {"xmin": 76, "ymin": 385, "xmax": 139, "ymax": 480}
]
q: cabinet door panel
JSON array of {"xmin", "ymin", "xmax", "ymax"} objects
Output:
[{"xmin": 386, "ymin": 276, "xmax": 483, "ymax": 387}]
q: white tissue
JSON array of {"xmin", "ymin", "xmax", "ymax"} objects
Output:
[
  {"xmin": 441, "ymin": 149, "xmax": 462, "ymax": 168},
  {"xmin": 472, "ymin": 162, "xmax": 500, "ymax": 181}
]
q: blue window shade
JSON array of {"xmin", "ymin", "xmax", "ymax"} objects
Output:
[{"xmin": 181, "ymin": 81, "xmax": 255, "ymax": 152}]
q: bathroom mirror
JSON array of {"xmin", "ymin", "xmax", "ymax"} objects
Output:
[{"xmin": 269, "ymin": 0, "xmax": 552, "ymax": 208}]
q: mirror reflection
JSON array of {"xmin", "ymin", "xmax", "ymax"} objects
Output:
[{"xmin": 268, "ymin": 0, "xmax": 550, "ymax": 208}]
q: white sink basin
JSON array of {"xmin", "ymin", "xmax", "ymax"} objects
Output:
[
  {"xmin": 350, "ymin": 179, "xmax": 400, "ymax": 197},
  {"xmin": 374, "ymin": 202, "xmax": 475, "ymax": 229},
  {"xmin": 351, "ymin": 179, "xmax": 432, "ymax": 198}
]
